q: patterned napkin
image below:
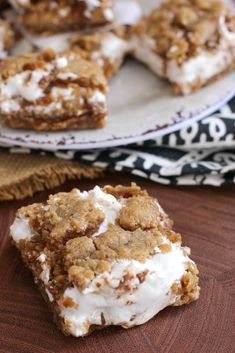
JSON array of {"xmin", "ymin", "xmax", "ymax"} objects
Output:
[{"xmin": 1, "ymin": 97, "xmax": 235, "ymax": 186}]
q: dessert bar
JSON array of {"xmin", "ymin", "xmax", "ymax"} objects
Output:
[
  {"xmin": 0, "ymin": 49, "xmax": 108, "ymax": 130},
  {"xmin": 11, "ymin": 184, "xmax": 200, "ymax": 337},
  {"xmin": 133, "ymin": 0, "xmax": 235, "ymax": 95}
]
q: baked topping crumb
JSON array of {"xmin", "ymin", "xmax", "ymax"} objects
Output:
[
  {"xmin": 45, "ymin": 191, "xmax": 105, "ymax": 241},
  {"xmin": 118, "ymin": 195, "xmax": 165, "ymax": 231},
  {"xmin": 103, "ymin": 183, "xmax": 147, "ymax": 198},
  {"xmin": 172, "ymin": 262, "xmax": 200, "ymax": 305}
]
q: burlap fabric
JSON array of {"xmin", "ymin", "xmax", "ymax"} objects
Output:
[{"xmin": 0, "ymin": 152, "xmax": 103, "ymax": 201}]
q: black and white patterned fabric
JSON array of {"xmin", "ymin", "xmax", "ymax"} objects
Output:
[{"xmin": 1, "ymin": 97, "xmax": 235, "ymax": 186}]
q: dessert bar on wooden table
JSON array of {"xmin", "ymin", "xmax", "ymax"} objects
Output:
[{"xmin": 11, "ymin": 184, "xmax": 200, "ymax": 337}]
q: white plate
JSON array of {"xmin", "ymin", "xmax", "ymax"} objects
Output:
[{"xmin": 0, "ymin": 0, "xmax": 235, "ymax": 151}]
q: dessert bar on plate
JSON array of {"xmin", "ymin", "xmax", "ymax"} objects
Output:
[
  {"xmin": 9, "ymin": 0, "xmax": 114, "ymax": 33},
  {"xmin": 0, "ymin": 48, "xmax": 108, "ymax": 130},
  {"xmin": 133, "ymin": 0, "xmax": 235, "ymax": 95},
  {"xmin": 11, "ymin": 184, "xmax": 200, "ymax": 337}
]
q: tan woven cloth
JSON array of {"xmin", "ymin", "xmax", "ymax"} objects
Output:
[{"xmin": 0, "ymin": 151, "xmax": 103, "ymax": 201}]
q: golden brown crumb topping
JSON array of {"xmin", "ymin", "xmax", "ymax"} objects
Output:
[
  {"xmin": 135, "ymin": 0, "xmax": 235, "ymax": 64},
  {"xmin": 118, "ymin": 195, "xmax": 165, "ymax": 231},
  {"xmin": 70, "ymin": 33, "xmax": 116, "ymax": 79},
  {"xmin": 70, "ymin": 33, "xmax": 106, "ymax": 53},
  {"xmin": 103, "ymin": 183, "xmax": 147, "ymax": 198},
  {"xmin": 172, "ymin": 262, "xmax": 200, "ymax": 305}
]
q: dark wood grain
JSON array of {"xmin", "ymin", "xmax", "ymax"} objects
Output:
[{"xmin": 0, "ymin": 172, "xmax": 235, "ymax": 353}]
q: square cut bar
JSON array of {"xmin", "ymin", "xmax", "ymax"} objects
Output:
[
  {"xmin": 10, "ymin": 184, "xmax": 200, "ymax": 337},
  {"xmin": 9, "ymin": 0, "xmax": 114, "ymax": 34},
  {"xmin": 0, "ymin": 49, "xmax": 108, "ymax": 130},
  {"xmin": 133, "ymin": 0, "xmax": 235, "ymax": 95}
]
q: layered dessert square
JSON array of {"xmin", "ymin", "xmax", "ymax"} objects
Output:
[
  {"xmin": 10, "ymin": 184, "xmax": 200, "ymax": 337},
  {"xmin": 133, "ymin": 0, "xmax": 235, "ymax": 95},
  {"xmin": 0, "ymin": 49, "xmax": 108, "ymax": 130},
  {"xmin": 9, "ymin": 0, "xmax": 114, "ymax": 33}
]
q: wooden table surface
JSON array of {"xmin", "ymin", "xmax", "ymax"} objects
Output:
[{"xmin": 0, "ymin": 172, "xmax": 234, "ymax": 353}]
